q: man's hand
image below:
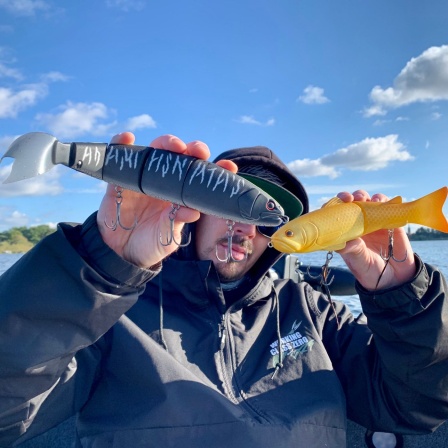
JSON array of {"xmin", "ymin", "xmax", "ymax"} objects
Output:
[
  {"xmin": 336, "ymin": 190, "xmax": 416, "ymax": 290},
  {"xmin": 97, "ymin": 133, "xmax": 237, "ymax": 269}
]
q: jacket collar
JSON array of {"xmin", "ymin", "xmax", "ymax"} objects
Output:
[
  {"xmin": 154, "ymin": 257, "xmax": 225, "ymax": 311},
  {"xmin": 148, "ymin": 255, "xmax": 275, "ymax": 313}
]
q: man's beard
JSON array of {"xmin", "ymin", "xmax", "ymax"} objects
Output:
[{"xmin": 214, "ymin": 235, "xmax": 254, "ymax": 282}]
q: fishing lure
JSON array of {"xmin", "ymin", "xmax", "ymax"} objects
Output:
[
  {"xmin": 270, "ymin": 187, "xmax": 448, "ymax": 253},
  {"xmin": 1, "ymin": 132, "xmax": 288, "ymax": 227}
]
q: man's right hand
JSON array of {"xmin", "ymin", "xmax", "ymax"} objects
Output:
[{"xmin": 97, "ymin": 132, "xmax": 237, "ymax": 269}]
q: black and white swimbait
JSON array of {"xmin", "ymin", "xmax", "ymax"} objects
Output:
[{"xmin": 1, "ymin": 132, "xmax": 288, "ymax": 227}]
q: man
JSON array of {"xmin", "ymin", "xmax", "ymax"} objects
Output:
[{"xmin": 1, "ymin": 133, "xmax": 447, "ymax": 448}]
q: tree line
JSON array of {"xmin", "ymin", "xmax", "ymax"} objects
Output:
[
  {"xmin": 1, "ymin": 224, "xmax": 447, "ymax": 248},
  {"xmin": 407, "ymin": 227, "xmax": 448, "ymax": 241},
  {"xmin": 0, "ymin": 225, "xmax": 56, "ymax": 251}
]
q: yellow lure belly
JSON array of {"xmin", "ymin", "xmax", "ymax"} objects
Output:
[{"xmin": 271, "ymin": 187, "xmax": 448, "ymax": 254}]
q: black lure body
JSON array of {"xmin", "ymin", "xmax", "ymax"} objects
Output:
[{"xmin": 2, "ymin": 133, "xmax": 287, "ymax": 227}]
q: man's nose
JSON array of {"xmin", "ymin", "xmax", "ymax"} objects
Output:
[{"xmin": 233, "ymin": 222, "xmax": 257, "ymax": 238}]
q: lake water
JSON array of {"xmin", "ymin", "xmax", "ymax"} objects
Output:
[
  {"xmin": 0, "ymin": 253, "xmax": 23, "ymax": 275},
  {"xmin": 294, "ymin": 240, "xmax": 448, "ymax": 315},
  {"xmin": 1, "ymin": 240, "xmax": 448, "ymax": 316}
]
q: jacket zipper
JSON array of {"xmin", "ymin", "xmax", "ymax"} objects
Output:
[
  {"xmin": 218, "ymin": 315, "xmax": 227, "ymax": 351},
  {"xmin": 217, "ymin": 312, "xmax": 271, "ymax": 423},
  {"xmin": 218, "ymin": 313, "xmax": 238, "ymax": 403}
]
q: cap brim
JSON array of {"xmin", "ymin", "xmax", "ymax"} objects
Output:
[{"xmin": 239, "ymin": 173, "xmax": 303, "ymax": 220}]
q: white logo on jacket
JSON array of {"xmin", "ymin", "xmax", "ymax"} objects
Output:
[{"xmin": 269, "ymin": 320, "xmax": 314, "ymax": 367}]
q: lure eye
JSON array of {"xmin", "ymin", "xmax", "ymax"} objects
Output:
[
  {"xmin": 285, "ymin": 229, "xmax": 294, "ymax": 238},
  {"xmin": 266, "ymin": 200, "xmax": 276, "ymax": 211}
]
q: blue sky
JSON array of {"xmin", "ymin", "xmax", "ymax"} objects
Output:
[{"xmin": 0, "ymin": 0, "xmax": 448, "ymax": 232}]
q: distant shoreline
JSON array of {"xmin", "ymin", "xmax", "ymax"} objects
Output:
[
  {"xmin": 1, "ymin": 234, "xmax": 447, "ymax": 255},
  {"xmin": 0, "ymin": 244, "xmax": 32, "ymax": 254}
]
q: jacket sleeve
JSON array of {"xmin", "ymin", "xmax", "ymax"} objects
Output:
[
  {"xmin": 321, "ymin": 255, "xmax": 448, "ymax": 434},
  {"xmin": 0, "ymin": 213, "xmax": 158, "ymax": 446}
]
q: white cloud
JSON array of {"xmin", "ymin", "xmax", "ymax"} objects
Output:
[
  {"xmin": 0, "ymin": 83, "xmax": 47, "ymax": 118},
  {"xmin": 0, "ymin": 208, "xmax": 59, "ymax": 230},
  {"xmin": 0, "ymin": 209, "xmax": 29, "ymax": 230},
  {"xmin": 0, "ymin": 163, "xmax": 63, "ymax": 197},
  {"xmin": 373, "ymin": 116, "xmax": 410, "ymax": 126},
  {"xmin": 40, "ymin": 71, "xmax": 70, "ymax": 83},
  {"xmin": 0, "ymin": 0, "xmax": 50, "ymax": 16},
  {"xmin": 287, "ymin": 158, "xmax": 339, "ymax": 179},
  {"xmin": 35, "ymin": 101, "xmax": 117, "ymax": 139},
  {"xmin": 35, "ymin": 102, "xmax": 159, "ymax": 140},
  {"xmin": 0, "ymin": 135, "xmax": 19, "ymax": 155},
  {"xmin": 287, "ymin": 135, "xmax": 414, "ymax": 179},
  {"xmin": 0, "ymin": 62, "xmax": 23, "ymax": 80},
  {"xmin": 363, "ymin": 104, "xmax": 387, "ymax": 117},
  {"xmin": 364, "ymin": 45, "xmax": 448, "ymax": 116},
  {"xmin": 0, "ymin": 66, "xmax": 68, "ymax": 118},
  {"xmin": 373, "ymin": 119, "xmax": 390, "ymax": 127},
  {"xmin": 125, "ymin": 114, "xmax": 157, "ymax": 131},
  {"xmin": 236, "ymin": 115, "xmax": 275, "ymax": 126},
  {"xmin": 297, "ymin": 85, "xmax": 330, "ymax": 104},
  {"xmin": 105, "ymin": 0, "xmax": 145, "ymax": 11},
  {"xmin": 321, "ymin": 135, "xmax": 414, "ymax": 170}
]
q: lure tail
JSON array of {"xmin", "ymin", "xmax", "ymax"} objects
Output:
[{"xmin": 412, "ymin": 187, "xmax": 448, "ymax": 233}]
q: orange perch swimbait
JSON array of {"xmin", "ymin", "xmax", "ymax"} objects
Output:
[{"xmin": 271, "ymin": 187, "xmax": 448, "ymax": 254}]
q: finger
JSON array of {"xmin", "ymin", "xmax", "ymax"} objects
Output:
[
  {"xmin": 351, "ymin": 190, "xmax": 371, "ymax": 202},
  {"xmin": 149, "ymin": 134, "xmax": 188, "ymax": 154},
  {"xmin": 371, "ymin": 193, "xmax": 389, "ymax": 203},
  {"xmin": 216, "ymin": 159, "xmax": 238, "ymax": 173},
  {"xmin": 169, "ymin": 205, "xmax": 201, "ymax": 225},
  {"xmin": 185, "ymin": 140, "xmax": 210, "ymax": 160},
  {"xmin": 110, "ymin": 132, "xmax": 135, "ymax": 145},
  {"xmin": 336, "ymin": 192, "xmax": 354, "ymax": 203},
  {"xmin": 336, "ymin": 237, "xmax": 366, "ymax": 256}
]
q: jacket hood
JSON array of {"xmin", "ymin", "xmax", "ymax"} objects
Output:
[{"xmin": 173, "ymin": 145, "xmax": 309, "ymax": 300}]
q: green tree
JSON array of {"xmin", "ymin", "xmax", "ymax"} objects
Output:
[
  {"xmin": 7, "ymin": 229, "xmax": 28, "ymax": 245},
  {"xmin": 20, "ymin": 225, "xmax": 55, "ymax": 244}
]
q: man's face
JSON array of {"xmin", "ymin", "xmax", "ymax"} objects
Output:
[{"xmin": 195, "ymin": 214, "xmax": 270, "ymax": 282}]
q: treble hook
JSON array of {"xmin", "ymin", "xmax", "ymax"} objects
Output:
[
  {"xmin": 380, "ymin": 229, "xmax": 408, "ymax": 263},
  {"xmin": 375, "ymin": 229, "xmax": 408, "ymax": 290},
  {"xmin": 215, "ymin": 220, "xmax": 248, "ymax": 263},
  {"xmin": 159, "ymin": 203, "xmax": 191, "ymax": 247},
  {"xmin": 306, "ymin": 251, "xmax": 335, "ymax": 287},
  {"xmin": 321, "ymin": 251, "xmax": 335, "ymax": 287},
  {"xmin": 314, "ymin": 251, "xmax": 340, "ymax": 328},
  {"xmin": 104, "ymin": 186, "xmax": 138, "ymax": 231}
]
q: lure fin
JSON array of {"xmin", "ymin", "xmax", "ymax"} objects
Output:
[
  {"xmin": 386, "ymin": 196, "xmax": 403, "ymax": 204},
  {"xmin": 414, "ymin": 187, "xmax": 448, "ymax": 233},
  {"xmin": 322, "ymin": 197, "xmax": 344, "ymax": 208}
]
